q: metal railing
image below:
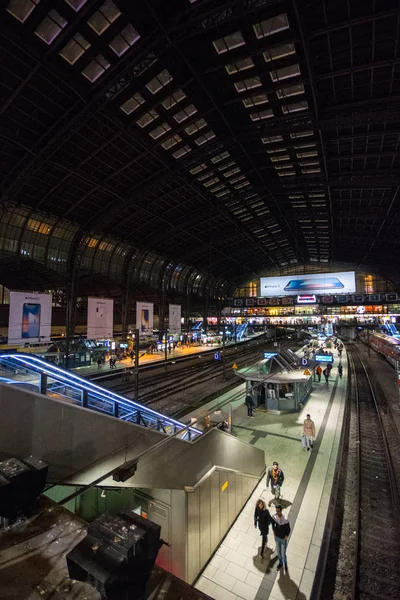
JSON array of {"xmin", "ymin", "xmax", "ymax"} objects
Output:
[{"xmin": 0, "ymin": 353, "xmax": 202, "ymax": 441}]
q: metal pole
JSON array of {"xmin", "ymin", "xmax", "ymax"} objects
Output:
[
  {"xmin": 397, "ymin": 361, "xmax": 400, "ymax": 410},
  {"xmin": 222, "ymin": 329, "xmax": 227, "ymax": 379},
  {"xmin": 164, "ymin": 329, "xmax": 168, "ymax": 371},
  {"xmin": 367, "ymin": 326, "xmax": 370, "ymax": 356},
  {"xmin": 134, "ymin": 329, "xmax": 139, "ymax": 400}
]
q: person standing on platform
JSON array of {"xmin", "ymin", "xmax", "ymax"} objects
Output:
[
  {"xmin": 338, "ymin": 363, "xmax": 343, "ymax": 378},
  {"xmin": 254, "ymin": 499, "xmax": 271, "ymax": 558},
  {"xmin": 245, "ymin": 393, "xmax": 255, "ymax": 417},
  {"xmin": 303, "ymin": 414, "xmax": 316, "ymax": 451},
  {"xmin": 266, "ymin": 462, "xmax": 284, "ymax": 502},
  {"xmin": 316, "ymin": 365, "xmax": 322, "ymax": 382},
  {"xmin": 272, "ymin": 504, "xmax": 290, "ymax": 572}
]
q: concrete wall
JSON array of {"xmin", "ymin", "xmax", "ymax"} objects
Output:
[{"xmin": 0, "ymin": 383, "xmax": 168, "ymax": 482}]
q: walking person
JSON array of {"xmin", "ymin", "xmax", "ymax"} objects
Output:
[
  {"xmin": 316, "ymin": 365, "xmax": 322, "ymax": 382},
  {"xmin": 266, "ymin": 462, "xmax": 284, "ymax": 502},
  {"xmin": 245, "ymin": 393, "xmax": 255, "ymax": 417},
  {"xmin": 254, "ymin": 499, "xmax": 271, "ymax": 558},
  {"xmin": 303, "ymin": 414, "xmax": 316, "ymax": 451},
  {"xmin": 338, "ymin": 363, "xmax": 343, "ymax": 378},
  {"xmin": 272, "ymin": 504, "xmax": 291, "ymax": 572},
  {"xmin": 323, "ymin": 367, "xmax": 329, "ymax": 384}
]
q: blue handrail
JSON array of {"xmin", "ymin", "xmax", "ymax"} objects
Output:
[{"xmin": 0, "ymin": 353, "xmax": 202, "ymax": 440}]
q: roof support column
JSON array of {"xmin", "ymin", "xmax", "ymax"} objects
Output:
[{"xmin": 65, "ymin": 233, "xmax": 84, "ymax": 369}]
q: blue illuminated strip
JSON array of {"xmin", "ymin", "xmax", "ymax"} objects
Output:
[{"xmin": 1, "ymin": 354, "xmax": 202, "ymax": 436}]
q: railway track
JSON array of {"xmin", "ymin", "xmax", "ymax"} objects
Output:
[{"xmin": 349, "ymin": 349, "xmax": 400, "ymax": 600}]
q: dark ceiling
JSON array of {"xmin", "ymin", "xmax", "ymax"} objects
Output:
[{"xmin": 1, "ymin": 0, "xmax": 400, "ymax": 284}]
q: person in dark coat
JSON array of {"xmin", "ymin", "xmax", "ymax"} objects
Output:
[
  {"xmin": 254, "ymin": 499, "xmax": 271, "ymax": 558},
  {"xmin": 338, "ymin": 363, "xmax": 343, "ymax": 378},
  {"xmin": 271, "ymin": 504, "xmax": 291, "ymax": 572},
  {"xmin": 245, "ymin": 393, "xmax": 255, "ymax": 417}
]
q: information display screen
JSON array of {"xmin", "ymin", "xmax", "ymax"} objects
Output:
[{"xmin": 314, "ymin": 354, "xmax": 334, "ymax": 363}]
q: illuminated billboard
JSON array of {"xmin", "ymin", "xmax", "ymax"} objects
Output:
[
  {"xmin": 260, "ymin": 271, "xmax": 356, "ymax": 297},
  {"xmin": 8, "ymin": 291, "xmax": 52, "ymax": 345},
  {"xmin": 87, "ymin": 297, "xmax": 114, "ymax": 340}
]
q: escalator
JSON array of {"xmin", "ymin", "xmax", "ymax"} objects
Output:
[{"xmin": 0, "ymin": 353, "xmax": 202, "ymax": 440}]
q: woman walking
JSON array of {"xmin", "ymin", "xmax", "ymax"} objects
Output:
[{"xmin": 254, "ymin": 499, "xmax": 271, "ymax": 558}]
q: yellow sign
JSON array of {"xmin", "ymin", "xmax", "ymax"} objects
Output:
[
  {"xmin": 221, "ymin": 481, "xmax": 229, "ymax": 493},
  {"xmin": 232, "ymin": 363, "xmax": 238, "ymax": 370},
  {"xmin": 303, "ymin": 369, "xmax": 311, "ymax": 376}
]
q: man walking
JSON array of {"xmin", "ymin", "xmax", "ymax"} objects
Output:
[
  {"xmin": 272, "ymin": 504, "xmax": 290, "ymax": 572},
  {"xmin": 266, "ymin": 461, "xmax": 284, "ymax": 502},
  {"xmin": 303, "ymin": 413, "xmax": 316, "ymax": 451},
  {"xmin": 338, "ymin": 363, "xmax": 343, "ymax": 378},
  {"xmin": 316, "ymin": 365, "xmax": 322, "ymax": 382}
]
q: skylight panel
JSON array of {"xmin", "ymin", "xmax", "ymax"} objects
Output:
[
  {"xmin": 149, "ymin": 122, "xmax": 171, "ymax": 139},
  {"xmin": 35, "ymin": 10, "xmax": 67, "ymax": 44},
  {"xmin": 224, "ymin": 167, "xmax": 241, "ymax": 178},
  {"xmin": 249, "ymin": 109, "xmax": 273, "ymax": 121},
  {"xmin": 225, "ymin": 57, "xmax": 254, "ymax": 74},
  {"xmin": 185, "ymin": 118, "xmax": 207, "ymax": 135},
  {"xmin": 60, "ymin": 33, "xmax": 90, "ymax": 65},
  {"xmin": 120, "ymin": 92, "xmax": 145, "ymax": 115},
  {"xmin": 87, "ymin": 0, "xmax": 120, "ymax": 35},
  {"xmin": 7, "ymin": 0, "xmax": 40, "ymax": 23},
  {"xmin": 270, "ymin": 64, "xmax": 300, "ymax": 82},
  {"xmin": 161, "ymin": 90, "xmax": 186, "ymax": 109},
  {"xmin": 290, "ymin": 131, "xmax": 313, "ymax": 139},
  {"xmin": 234, "ymin": 77, "xmax": 262, "ymax": 93},
  {"xmin": 262, "ymin": 135, "xmax": 283, "ymax": 144},
  {"xmin": 194, "ymin": 131, "xmax": 215, "ymax": 146},
  {"xmin": 281, "ymin": 101, "xmax": 308, "ymax": 113},
  {"xmin": 173, "ymin": 104, "xmax": 197, "ymax": 123},
  {"xmin": 213, "ymin": 31, "xmax": 246, "ymax": 54},
  {"xmin": 219, "ymin": 161, "xmax": 236, "ymax": 171},
  {"xmin": 82, "ymin": 54, "xmax": 110, "ymax": 82},
  {"xmin": 278, "ymin": 171, "xmax": 295, "ymax": 177},
  {"xmin": 146, "ymin": 69, "xmax": 173, "ymax": 94},
  {"xmin": 267, "ymin": 147, "xmax": 288, "ymax": 154},
  {"xmin": 109, "ymin": 24, "xmax": 140, "ymax": 56},
  {"xmin": 203, "ymin": 177, "xmax": 220, "ymax": 188},
  {"xmin": 270, "ymin": 155, "xmax": 290, "ymax": 162},
  {"xmin": 161, "ymin": 134, "xmax": 182, "ymax": 149},
  {"xmin": 276, "ymin": 84, "xmax": 305, "ymax": 99},
  {"xmin": 253, "ymin": 14, "xmax": 289, "ymax": 39},
  {"xmin": 264, "ymin": 42, "xmax": 295, "ymax": 62},
  {"xmin": 211, "ymin": 151, "xmax": 230, "ymax": 163},
  {"xmin": 190, "ymin": 163, "xmax": 207, "ymax": 175},
  {"xmin": 136, "ymin": 109, "xmax": 158, "ymax": 128},
  {"xmin": 296, "ymin": 151, "xmax": 318, "ymax": 158},
  {"xmin": 173, "ymin": 145, "xmax": 191, "ymax": 159},
  {"xmin": 302, "ymin": 168, "xmax": 321, "ymax": 174},
  {"xmin": 242, "ymin": 93, "xmax": 269, "ymax": 108}
]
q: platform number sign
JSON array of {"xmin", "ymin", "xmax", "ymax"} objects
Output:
[{"xmin": 214, "ymin": 352, "xmax": 221, "ymax": 361}]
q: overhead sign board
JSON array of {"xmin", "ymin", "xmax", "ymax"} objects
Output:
[
  {"xmin": 260, "ymin": 271, "xmax": 356, "ymax": 297},
  {"xmin": 8, "ymin": 291, "xmax": 52, "ymax": 345},
  {"xmin": 264, "ymin": 352, "xmax": 278, "ymax": 359},
  {"xmin": 314, "ymin": 354, "xmax": 334, "ymax": 363}
]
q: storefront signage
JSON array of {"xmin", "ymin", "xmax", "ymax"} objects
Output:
[
  {"xmin": 297, "ymin": 295, "xmax": 317, "ymax": 304},
  {"xmin": 315, "ymin": 354, "xmax": 334, "ymax": 363}
]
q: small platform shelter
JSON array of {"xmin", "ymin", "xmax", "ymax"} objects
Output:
[{"xmin": 235, "ymin": 349, "xmax": 314, "ymax": 412}]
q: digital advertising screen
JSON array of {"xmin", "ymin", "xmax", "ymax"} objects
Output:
[
  {"xmin": 87, "ymin": 297, "xmax": 114, "ymax": 340},
  {"xmin": 8, "ymin": 291, "xmax": 52, "ymax": 345},
  {"xmin": 260, "ymin": 271, "xmax": 356, "ymax": 297}
]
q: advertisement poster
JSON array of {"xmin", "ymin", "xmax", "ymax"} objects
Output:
[
  {"xmin": 8, "ymin": 291, "xmax": 52, "ymax": 345},
  {"xmin": 87, "ymin": 297, "xmax": 114, "ymax": 340},
  {"xmin": 136, "ymin": 301, "xmax": 154, "ymax": 336},
  {"xmin": 169, "ymin": 304, "xmax": 181, "ymax": 334},
  {"xmin": 260, "ymin": 271, "xmax": 356, "ymax": 297}
]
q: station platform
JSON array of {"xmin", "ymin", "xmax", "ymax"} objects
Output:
[{"xmin": 194, "ymin": 346, "xmax": 347, "ymax": 600}]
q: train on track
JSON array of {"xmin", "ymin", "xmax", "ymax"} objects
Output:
[{"xmin": 359, "ymin": 330, "xmax": 400, "ymax": 367}]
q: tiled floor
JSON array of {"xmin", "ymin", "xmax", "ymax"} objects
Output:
[{"xmin": 195, "ymin": 347, "xmax": 348, "ymax": 600}]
